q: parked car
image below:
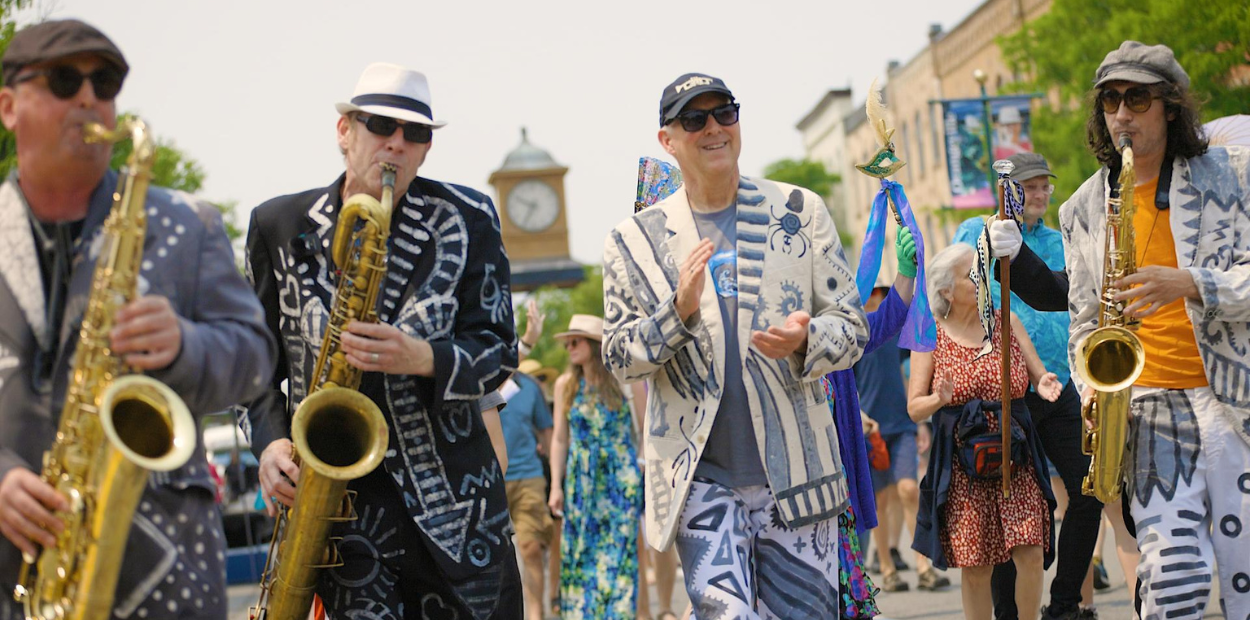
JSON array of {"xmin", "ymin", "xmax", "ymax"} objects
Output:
[{"xmin": 203, "ymin": 423, "xmax": 272, "ymax": 584}]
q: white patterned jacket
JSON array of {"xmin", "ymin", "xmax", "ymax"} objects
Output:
[
  {"xmin": 602, "ymin": 175, "xmax": 868, "ymax": 550},
  {"xmin": 1059, "ymin": 145, "xmax": 1250, "ymax": 446}
]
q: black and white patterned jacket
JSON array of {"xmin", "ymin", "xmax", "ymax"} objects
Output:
[{"xmin": 243, "ymin": 174, "xmax": 517, "ymax": 582}]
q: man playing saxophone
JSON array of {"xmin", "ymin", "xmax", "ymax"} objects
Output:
[
  {"xmin": 0, "ymin": 19, "xmax": 276, "ymax": 620},
  {"xmin": 1057, "ymin": 42, "xmax": 1250, "ymax": 619},
  {"xmin": 243, "ymin": 62, "xmax": 521, "ymax": 619}
]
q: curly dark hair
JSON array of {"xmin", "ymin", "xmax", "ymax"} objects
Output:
[{"xmin": 1086, "ymin": 81, "xmax": 1208, "ymax": 168}]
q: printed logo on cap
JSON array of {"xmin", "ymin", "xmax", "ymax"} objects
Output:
[{"xmin": 675, "ymin": 76, "xmax": 713, "ymax": 93}]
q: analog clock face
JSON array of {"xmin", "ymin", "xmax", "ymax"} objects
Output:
[{"xmin": 507, "ymin": 180, "xmax": 560, "ymax": 233}]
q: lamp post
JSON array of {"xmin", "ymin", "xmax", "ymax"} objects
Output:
[{"xmin": 974, "ymin": 69, "xmax": 997, "ymax": 206}]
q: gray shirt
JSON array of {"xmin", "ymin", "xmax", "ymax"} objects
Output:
[{"xmin": 691, "ymin": 206, "xmax": 767, "ymax": 488}]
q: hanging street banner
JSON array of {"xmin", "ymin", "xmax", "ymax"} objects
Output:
[{"xmin": 940, "ymin": 95, "xmax": 1035, "ymax": 209}]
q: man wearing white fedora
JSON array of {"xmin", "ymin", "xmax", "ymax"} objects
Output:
[
  {"xmin": 243, "ymin": 62, "xmax": 521, "ymax": 619},
  {"xmin": 601, "ymin": 72, "xmax": 869, "ymax": 619}
]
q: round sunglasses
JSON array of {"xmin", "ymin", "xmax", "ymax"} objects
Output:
[
  {"xmin": 1097, "ymin": 86, "xmax": 1157, "ymax": 114},
  {"xmin": 355, "ymin": 113, "xmax": 433, "ymax": 144},
  {"xmin": 13, "ymin": 65, "xmax": 123, "ymax": 101},
  {"xmin": 668, "ymin": 102, "xmax": 740, "ymax": 133}
]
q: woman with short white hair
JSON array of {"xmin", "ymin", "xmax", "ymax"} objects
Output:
[{"xmin": 908, "ymin": 243, "xmax": 1061, "ymax": 620}]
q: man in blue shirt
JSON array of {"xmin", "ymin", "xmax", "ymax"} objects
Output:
[
  {"xmin": 952, "ymin": 152, "xmax": 1101, "ymax": 620},
  {"xmin": 501, "ymin": 361, "xmax": 555, "ymax": 620}
]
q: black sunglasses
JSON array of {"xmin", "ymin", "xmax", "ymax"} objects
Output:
[
  {"xmin": 1097, "ymin": 86, "xmax": 1156, "ymax": 114},
  {"xmin": 14, "ymin": 65, "xmax": 123, "ymax": 101},
  {"xmin": 669, "ymin": 102, "xmax": 740, "ymax": 133},
  {"xmin": 355, "ymin": 113, "xmax": 432, "ymax": 144}
]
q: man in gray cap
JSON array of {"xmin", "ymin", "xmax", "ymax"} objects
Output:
[
  {"xmin": 959, "ymin": 152, "xmax": 1108, "ymax": 619},
  {"xmin": 0, "ymin": 18, "xmax": 275, "ymax": 620},
  {"xmin": 1057, "ymin": 41, "xmax": 1250, "ymax": 620},
  {"xmin": 602, "ymin": 72, "xmax": 869, "ymax": 618}
]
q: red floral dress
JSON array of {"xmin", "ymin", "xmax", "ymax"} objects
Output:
[{"xmin": 932, "ymin": 319, "xmax": 1050, "ymax": 567}]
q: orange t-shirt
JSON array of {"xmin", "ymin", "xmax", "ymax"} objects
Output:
[{"xmin": 1130, "ymin": 177, "xmax": 1207, "ymax": 388}]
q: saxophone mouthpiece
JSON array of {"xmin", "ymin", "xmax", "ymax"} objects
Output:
[
  {"xmin": 1117, "ymin": 133, "xmax": 1132, "ymax": 150},
  {"xmin": 380, "ymin": 164, "xmax": 397, "ymax": 189}
]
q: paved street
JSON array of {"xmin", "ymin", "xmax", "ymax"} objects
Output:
[{"xmin": 228, "ymin": 523, "xmax": 1229, "ymax": 619}]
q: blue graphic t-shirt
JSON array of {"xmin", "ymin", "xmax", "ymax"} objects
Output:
[{"xmin": 691, "ymin": 206, "xmax": 767, "ymax": 488}]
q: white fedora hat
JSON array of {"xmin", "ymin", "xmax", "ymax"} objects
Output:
[{"xmin": 335, "ymin": 62, "xmax": 447, "ymax": 128}]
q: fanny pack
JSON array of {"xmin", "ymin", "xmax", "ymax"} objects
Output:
[
  {"xmin": 867, "ymin": 432, "xmax": 890, "ymax": 471},
  {"xmin": 955, "ymin": 401, "xmax": 1028, "ymax": 480}
]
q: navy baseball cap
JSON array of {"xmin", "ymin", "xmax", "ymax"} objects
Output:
[{"xmin": 659, "ymin": 73, "xmax": 734, "ymax": 127}]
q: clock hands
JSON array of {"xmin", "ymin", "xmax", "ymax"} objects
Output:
[
  {"xmin": 509, "ymin": 182, "xmax": 556, "ymax": 231},
  {"xmin": 514, "ymin": 198, "xmax": 536, "ymax": 227}
]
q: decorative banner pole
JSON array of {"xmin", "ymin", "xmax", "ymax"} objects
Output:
[
  {"xmin": 855, "ymin": 79, "xmax": 907, "ymax": 226},
  {"xmin": 853, "ymin": 79, "xmax": 936, "ymax": 353},
  {"xmin": 992, "ymin": 158, "xmax": 1015, "ymax": 498}
]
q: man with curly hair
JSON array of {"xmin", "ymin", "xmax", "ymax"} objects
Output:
[{"xmin": 1057, "ymin": 41, "xmax": 1250, "ymax": 619}]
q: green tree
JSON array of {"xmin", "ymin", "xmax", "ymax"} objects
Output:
[
  {"xmin": 763, "ymin": 157, "xmax": 858, "ymax": 247},
  {"xmin": 517, "ymin": 265, "xmax": 603, "ymax": 373},
  {"xmin": 0, "ymin": 0, "xmax": 30, "ymax": 168},
  {"xmin": 107, "ymin": 123, "xmax": 242, "ymax": 241},
  {"xmin": 1000, "ymin": 0, "xmax": 1250, "ymax": 207},
  {"xmin": 0, "ymin": 5, "xmax": 242, "ymax": 242},
  {"xmin": 763, "ymin": 158, "xmax": 842, "ymax": 197}
]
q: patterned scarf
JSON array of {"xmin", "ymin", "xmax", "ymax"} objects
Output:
[{"xmin": 970, "ymin": 172, "xmax": 1025, "ymax": 358}]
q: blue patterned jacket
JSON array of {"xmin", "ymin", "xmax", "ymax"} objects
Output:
[
  {"xmin": 601, "ymin": 176, "xmax": 868, "ymax": 550},
  {"xmin": 1060, "ymin": 146, "xmax": 1250, "ymax": 446}
]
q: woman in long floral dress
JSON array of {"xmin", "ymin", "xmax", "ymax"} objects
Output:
[{"xmin": 548, "ymin": 315, "xmax": 644, "ymax": 619}]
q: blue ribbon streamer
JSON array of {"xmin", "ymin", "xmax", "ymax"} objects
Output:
[{"xmin": 855, "ymin": 179, "xmax": 936, "ymax": 352}]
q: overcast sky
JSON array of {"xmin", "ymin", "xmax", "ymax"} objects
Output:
[{"xmin": 22, "ymin": 0, "xmax": 981, "ymax": 264}]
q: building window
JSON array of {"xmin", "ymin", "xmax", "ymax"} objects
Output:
[
  {"xmin": 905, "ymin": 121, "xmax": 915, "ymax": 183},
  {"xmin": 930, "ymin": 104, "xmax": 941, "ymax": 165},
  {"xmin": 915, "ymin": 111, "xmax": 926, "ymax": 176}
]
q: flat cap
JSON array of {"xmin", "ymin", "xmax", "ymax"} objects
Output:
[
  {"xmin": 1006, "ymin": 152, "xmax": 1055, "ymax": 182},
  {"xmin": 2, "ymin": 19, "xmax": 128, "ymax": 86},
  {"xmin": 1094, "ymin": 41, "xmax": 1188, "ymax": 91}
]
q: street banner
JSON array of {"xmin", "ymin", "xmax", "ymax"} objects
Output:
[{"xmin": 941, "ymin": 95, "xmax": 1034, "ymax": 208}]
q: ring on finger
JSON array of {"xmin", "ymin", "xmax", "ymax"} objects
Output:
[{"xmin": 371, "ymin": 352, "xmax": 380, "ymax": 363}]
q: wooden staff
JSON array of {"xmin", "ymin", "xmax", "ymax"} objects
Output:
[{"xmin": 997, "ymin": 173, "xmax": 1011, "ymax": 498}]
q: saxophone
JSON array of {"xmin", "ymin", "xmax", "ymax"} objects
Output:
[
  {"xmin": 13, "ymin": 118, "xmax": 197, "ymax": 620},
  {"xmin": 1074, "ymin": 134, "xmax": 1146, "ymax": 503},
  {"xmin": 249, "ymin": 165, "xmax": 394, "ymax": 620}
]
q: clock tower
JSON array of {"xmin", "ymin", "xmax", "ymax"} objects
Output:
[{"xmin": 489, "ymin": 128, "xmax": 583, "ymax": 290}]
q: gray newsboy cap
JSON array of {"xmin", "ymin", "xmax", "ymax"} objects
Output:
[
  {"xmin": 1094, "ymin": 41, "xmax": 1189, "ymax": 91},
  {"xmin": 1006, "ymin": 152, "xmax": 1055, "ymax": 182},
  {"xmin": 2, "ymin": 19, "xmax": 128, "ymax": 86}
]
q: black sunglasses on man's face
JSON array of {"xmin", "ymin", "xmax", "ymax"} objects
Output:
[
  {"xmin": 355, "ymin": 113, "xmax": 433, "ymax": 144},
  {"xmin": 14, "ymin": 65, "xmax": 124, "ymax": 101},
  {"xmin": 1097, "ymin": 86, "xmax": 1157, "ymax": 115},
  {"xmin": 669, "ymin": 102, "xmax": 740, "ymax": 133}
]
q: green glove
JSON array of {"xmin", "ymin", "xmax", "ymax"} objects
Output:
[{"xmin": 896, "ymin": 226, "xmax": 917, "ymax": 278}]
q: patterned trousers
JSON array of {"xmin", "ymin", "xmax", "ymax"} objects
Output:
[
  {"xmin": 674, "ymin": 478, "xmax": 840, "ymax": 620},
  {"xmin": 1128, "ymin": 386, "xmax": 1250, "ymax": 620}
]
